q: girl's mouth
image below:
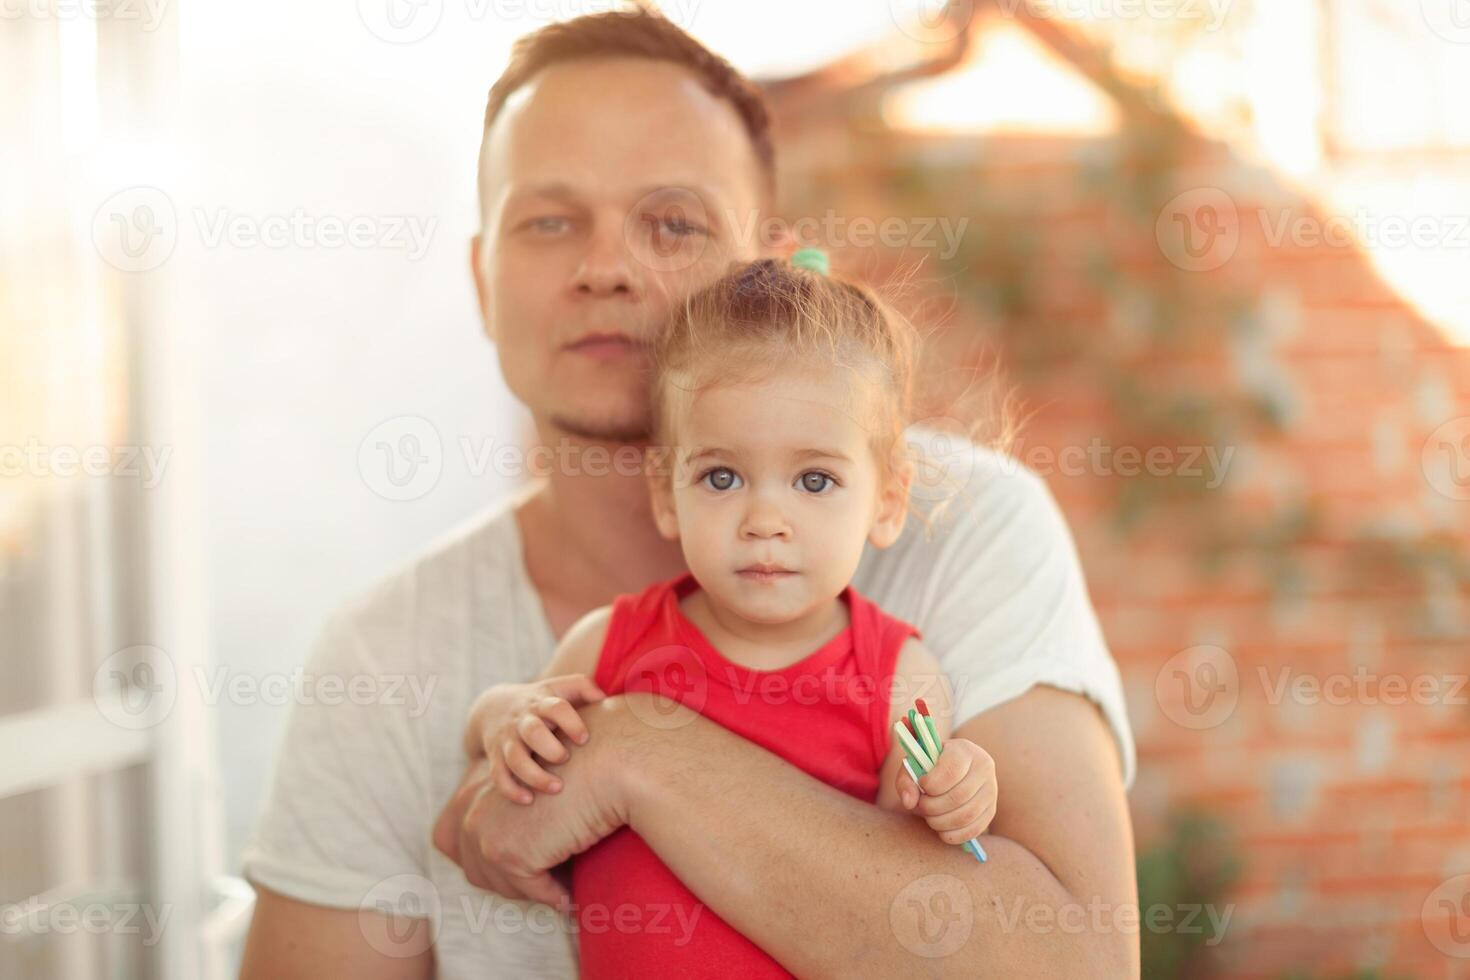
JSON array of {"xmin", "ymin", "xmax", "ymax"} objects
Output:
[{"xmin": 737, "ymin": 568, "xmax": 795, "ymax": 583}]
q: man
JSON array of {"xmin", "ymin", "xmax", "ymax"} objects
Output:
[{"xmin": 239, "ymin": 8, "xmax": 1138, "ymax": 978}]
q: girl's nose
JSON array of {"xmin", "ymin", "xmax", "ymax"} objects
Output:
[{"xmin": 740, "ymin": 500, "xmax": 790, "ymax": 539}]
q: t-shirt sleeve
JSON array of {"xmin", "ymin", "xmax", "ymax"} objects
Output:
[
  {"xmin": 919, "ymin": 458, "xmax": 1136, "ymax": 788},
  {"xmin": 239, "ymin": 602, "xmax": 436, "ymax": 912}
]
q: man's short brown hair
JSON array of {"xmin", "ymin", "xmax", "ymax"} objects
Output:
[{"xmin": 478, "ymin": 6, "xmax": 776, "ymax": 217}]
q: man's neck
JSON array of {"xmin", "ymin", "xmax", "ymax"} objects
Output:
[{"xmin": 515, "ymin": 426, "xmax": 687, "ymax": 636}]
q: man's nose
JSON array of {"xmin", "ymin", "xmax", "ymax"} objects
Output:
[{"xmin": 572, "ymin": 218, "xmax": 642, "ymax": 299}]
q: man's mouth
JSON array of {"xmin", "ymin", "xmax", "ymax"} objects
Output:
[{"xmin": 565, "ymin": 331, "xmax": 647, "ymax": 360}]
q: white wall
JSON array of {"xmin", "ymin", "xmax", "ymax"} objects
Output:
[{"xmin": 177, "ymin": 2, "xmax": 530, "ymax": 861}]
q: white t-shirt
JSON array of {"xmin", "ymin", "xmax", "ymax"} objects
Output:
[{"xmin": 240, "ymin": 443, "xmax": 1135, "ymax": 979}]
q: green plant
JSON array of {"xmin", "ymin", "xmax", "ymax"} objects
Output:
[{"xmin": 1135, "ymin": 810, "xmax": 1243, "ymax": 979}]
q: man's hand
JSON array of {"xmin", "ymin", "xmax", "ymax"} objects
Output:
[
  {"xmin": 463, "ymin": 674, "xmax": 606, "ymax": 804},
  {"xmin": 433, "ymin": 696, "xmax": 635, "ymax": 908}
]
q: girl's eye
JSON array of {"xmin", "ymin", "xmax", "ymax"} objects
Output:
[
  {"xmin": 798, "ymin": 471, "xmax": 835, "ymax": 494},
  {"xmin": 702, "ymin": 467, "xmax": 741, "ymax": 491}
]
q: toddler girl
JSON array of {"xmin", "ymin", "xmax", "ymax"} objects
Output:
[{"xmin": 469, "ymin": 253, "xmax": 997, "ymax": 977}]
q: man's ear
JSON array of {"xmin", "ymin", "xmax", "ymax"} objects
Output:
[
  {"xmin": 645, "ymin": 447, "xmax": 681, "ymax": 541},
  {"xmin": 470, "ymin": 234, "xmax": 494, "ymax": 342},
  {"xmin": 868, "ymin": 454, "xmax": 913, "ymax": 550}
]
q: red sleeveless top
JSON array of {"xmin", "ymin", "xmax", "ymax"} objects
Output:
[{"xmin": 572, "ymin": 571, "xmax": 921, "ymax": 978}]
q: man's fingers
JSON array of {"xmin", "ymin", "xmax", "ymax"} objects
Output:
[
  {"xmin": 545, "ymin": 674, "xmax": 606, "ymax": 706},
  {"xmin": 537, "ymin": 698, "xmax": 591, "ymax": 745},
  {"xmin": 514, "ymin": 871, "xmax": 571, "ymax": 912},
  {"xmin": 434, "ymin": 759, "xmax": 494, "ymax": 858},
  {"xmin": 452, "ymin": 758, "xmax": 493, "ymax": 804},
  {"xmin": 502, "ymin": 737, "xmax": 563, "ymax": 793},
  {"xmin": 460, "ymin": 841, "xmax": 526, "ymax": 899},
  {"xmin": 433, "ymin": 758, "xmax": 587, "ymax": 909},
  {"xmin": 431, "ymin": 803, "xmax": 461, "ymax": 861}
]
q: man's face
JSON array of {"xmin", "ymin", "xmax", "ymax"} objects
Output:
[{"xmin": 473, "ymin": 57, "xmax": 768, "ymax": 443}]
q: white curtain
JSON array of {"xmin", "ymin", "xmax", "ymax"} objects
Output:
[{"xmin": 0, "ymin": 8, "xmax": 229, "ymax": 979}]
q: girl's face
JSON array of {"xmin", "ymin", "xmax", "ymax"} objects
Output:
[{"xmin": 648, "ymin": 362, "xmax": 912, "ymax": 625}]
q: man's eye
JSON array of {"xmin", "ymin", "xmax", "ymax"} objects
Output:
[
  {"xmin": 798, "ymin": 471, "xmax": 835, "ymax": 493},
  {"xmin": 525, "ymin": 216, "xmax": 571, "ymax": 235},
  {"xmin": 701, "ymin": 467, "xmax": 741, "ymax": 491},
  {"xmin": 663, "ymin": 215, "xmax": 704, "ymax": 236},
  {"xmin": 643, "ymin": 210, "xmax": 706, "ymax": 238}
]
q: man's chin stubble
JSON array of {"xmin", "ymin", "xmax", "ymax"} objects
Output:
[{"xmin": 548, "ymin": 411, "xmax": 652, "ymax": 445}]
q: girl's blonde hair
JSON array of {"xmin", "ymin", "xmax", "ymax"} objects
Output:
[{"xmin": 649, "ymin": 257, "xmax": 1017, "ymax": 537}]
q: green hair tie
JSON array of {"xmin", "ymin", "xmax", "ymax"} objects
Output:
[{"xmin": 789, "ymin": 246, "xmax": 830, "ymax": 276}]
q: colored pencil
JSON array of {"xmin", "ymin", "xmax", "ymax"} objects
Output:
[{"xmin": 893, "ymin": 718, "xmax": 988, "ymax": 863}]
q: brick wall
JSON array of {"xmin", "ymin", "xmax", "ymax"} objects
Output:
[{"xmin": 770, "ymin": 112, "xmax": 1470, "ymax": 976}]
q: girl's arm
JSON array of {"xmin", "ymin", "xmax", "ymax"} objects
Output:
[
  {"xmin": 874, "ymin": 635, "xmax": 954, "ymax": 814},
  {"xmin": 461, "ymin": 606, "xmax": 612, "ymax": 803}
]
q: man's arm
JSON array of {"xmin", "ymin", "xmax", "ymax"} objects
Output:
[
  {"xmin": 445, "ymin": 687, "xmax": 1136, "ymax": 978},
  {"xmin": 236, "ymin": 596, "xmax": 447, "ymax": 979},
  {"xmin": 618, "ymin": 686, "xmax": 1136, "ymax": 978},
  {"xmin": 238, "ymin": 886, "xmax": 433, "ymax": 980}
]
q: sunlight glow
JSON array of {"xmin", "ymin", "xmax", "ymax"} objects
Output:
[{"xmin": 882, "ymin": 19, "xmax": 1119, "ymax": 137}]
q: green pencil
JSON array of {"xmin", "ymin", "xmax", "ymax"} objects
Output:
[{"xmin": 893, "ymin": 717, "xmax": 988, "ymax": 863}]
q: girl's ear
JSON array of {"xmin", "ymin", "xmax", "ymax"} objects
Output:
[
  {"xmin": 645, "ymin": 446, "xmax": 681, "ymax": 541},
  {"xmin": 868, "ymin": 454, "xmax": 913, "ymax": 550}
]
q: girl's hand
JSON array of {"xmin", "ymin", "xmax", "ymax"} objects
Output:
[
  {"xmin": 896, "ymin": 737, "xmax": 998, "ymax": 846},
  {"xmin": 464, "ymin": 674, "xmax": 607, "ymax": 805}
]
